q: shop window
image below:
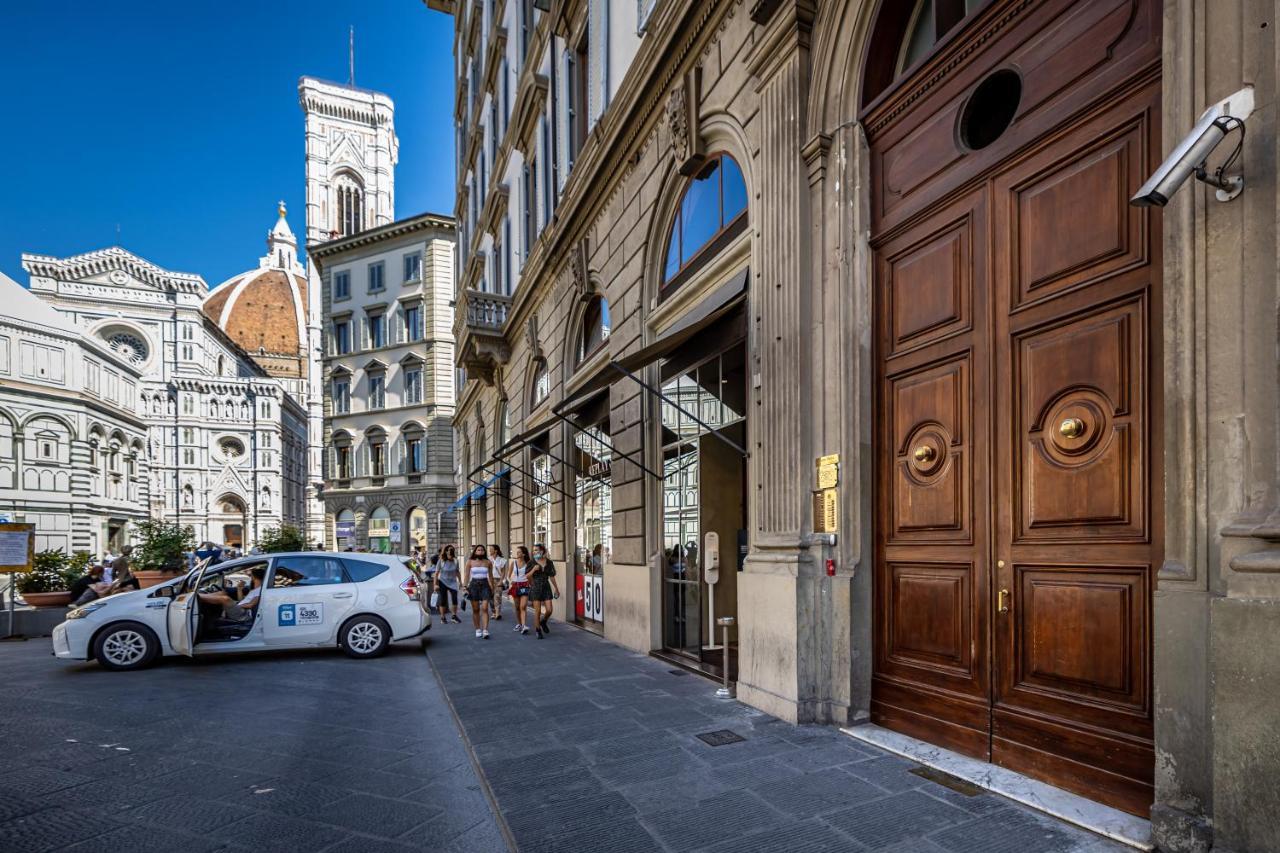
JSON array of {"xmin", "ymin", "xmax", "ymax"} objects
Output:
[
  {"xmin": 576, "ymin": 296, "xmax": 611, "ymax": 365},
  {"xmin": 662, "ymin": 154, "xmax": 748, "ymax": 290},
  {"xmin": 531, "ymin": 451, "xmax": 552, "ymax": 544}
]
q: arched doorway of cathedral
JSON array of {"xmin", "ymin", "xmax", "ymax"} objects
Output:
[
  {"xmin": 860, "ymin": 0, "xmax": 1162, "ymax": 816},
  {"xmin": 644, "ymin": 141, "xmax": 751, "ymax": 682},
  {"xmin": 215, "ymin": 494, "xmax": 249, "ymax": 549},
  {"xmin": 407, "ymin": 506, "xmax": 429, "ymax": 555}
]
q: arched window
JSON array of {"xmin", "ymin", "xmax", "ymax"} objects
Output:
[
  {"xmin": 530, "ymin": 361, "xmax": 550, "ymax": 409},
  {"xmin": 862, "ymin": 0, "xmax": 988, "ymax": 107},
  {"xmin": 576, "ymin": 296, "xmax": 611, "ymax": 365},
  {"xmin": 335, "ymin": 174, "xmax": 365, "ymax": 237},
  {"xmin": 662, "ymin": 154, "xmax": 748, "ymax": 289}
]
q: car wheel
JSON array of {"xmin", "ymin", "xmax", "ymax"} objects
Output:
[
  {"xmin": 340, "ymin": 615, "xmax": 390, "ymax": 658},
  {"xmin": 93, "ymin": 622, "xmax": 160, "ymax": 671}
]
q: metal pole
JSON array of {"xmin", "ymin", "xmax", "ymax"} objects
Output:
[
  {"xmin": 716, "ymin": 616, "xmax": 734, "ymax": 698},
  {"xmin": 7, "ymin": 578, "xmax": 15, "ymax": 639},
  {"xmin": 608, "ymin": 362, "xmax": 749, "ymax": 458}
]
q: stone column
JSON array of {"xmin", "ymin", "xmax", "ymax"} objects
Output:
[
  {"xmin": 1153, "ymin": 2, "xmax": 1279, "ymax": 850},
  {"xmin": 736, "ymin": 0, "xmax": 823, "ymax": 723}
]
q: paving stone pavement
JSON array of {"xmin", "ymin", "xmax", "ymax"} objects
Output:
[
  {"xmin": 426, "ymin": 612, "xmax": 1131, "ymax": 853},
  {"xmin": 0, "ymin": 635, "xmax": 503, "ymax": 852}
]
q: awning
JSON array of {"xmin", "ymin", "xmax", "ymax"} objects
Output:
[
  {"xmin": 447, "ymin": 493, "xmax": 469, "ymax": 511},
  {"xmin": 554, "ymin": 267, "xmax": 748, "ymax": 415}
]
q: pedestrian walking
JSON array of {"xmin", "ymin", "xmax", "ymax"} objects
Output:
[
  {"xmin": 435, "ymin": 545, "xmax": 461, "ymax": 623},
  {"xmin": 508, "ymin": 545, "xmax": 533, "ymax": 635},
  {"xmin": 463, "ymin": 545, "xmax": 493, "ymax": 639},
  {"xmin": 528, "ymin": 543, "xmax": 559, "ymax": 639},
  {"xmin": 488, "ymin": 545, "xmax": 507, "ymax": 621}
]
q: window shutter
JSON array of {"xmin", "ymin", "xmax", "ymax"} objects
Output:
[
  {"xmin": 589, "ymin": 0, "xmax": 607, "ymax": 127},
  {"xmin": 396, "ymin": 437, "xmax": 406, "ymax": 473}
]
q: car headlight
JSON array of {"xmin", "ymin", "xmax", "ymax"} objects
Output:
[{"xmin": 66, "ymin": 602, "xmax": 109, "ymax": 620}]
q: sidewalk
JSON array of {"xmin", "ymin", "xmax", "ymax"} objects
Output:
[{"xmin": 425, "ymin": 614, "xmax": 1127, "ymax": 853}]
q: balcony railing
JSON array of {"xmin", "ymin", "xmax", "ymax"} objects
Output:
[{"xmin": 456, "ymin": 289, "xmax": 512, "ymax": 385}]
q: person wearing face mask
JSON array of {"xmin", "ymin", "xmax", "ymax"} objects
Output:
[
  {"xmin": 507, "ymin": 545, "xmax": 533, "ymax": 635},
  {"xmin": 436, "ymin": 545, "xmax": 462, "ymax": 623},
  {"xmin": 527, "ymin": 543, "xmax": 560, "ymax": 639},
  {"xmin": 462, "ymin": 544, "xmax": 493, "ymax": 639}
]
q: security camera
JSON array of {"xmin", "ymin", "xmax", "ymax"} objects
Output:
[{"xmin": 1131, "ymin": 85, "xmax": 1254, "ymax": 207}]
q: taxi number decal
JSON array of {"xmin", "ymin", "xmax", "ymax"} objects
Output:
[{"xmin": 278, "ymin": 603, "xmax": 323, "ymax": 626}]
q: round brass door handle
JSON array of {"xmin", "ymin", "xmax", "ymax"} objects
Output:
[
  {"xmin": 1059, "ymin": 418, "xmax": 1085, "ymax": 439},
  {"xmin": 912, "ymin": 445, "xmax": 936, "ymax": 464}
]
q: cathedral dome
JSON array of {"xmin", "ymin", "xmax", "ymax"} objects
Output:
[{"xmin": 204, "ymin": 203, "xmax": 309, "ymax": 379}]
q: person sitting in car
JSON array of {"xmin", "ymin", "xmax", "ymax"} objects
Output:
[{"xmin": 198, "ymin": 566, "xmax": 265, "ymax": 624}]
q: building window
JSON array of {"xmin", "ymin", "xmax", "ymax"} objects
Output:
[
  {"xmin": 405, "ymin": 367, "xmax": 423, "ymax": 404},
  {"xmin": 183, "ymin": 396, "xmax": 194, "ymax": 415},
  {"xmin": 337, "ymin": 180, "xmax": 364, "ymax": 237},
  {"xmin": 183, "ymin": 448, "xmax": 195, "ymax": 465},
  {"xmin": 532, "ymin": 450, "xmax": 551, "ymax": 543},
  {"xmin": 577, "ymin": 296, "xmax": 611, "ymax": 364},
  {"xmin": 368, "ymin": 262, "xmax": 385, "ymax": 293},
  {"xmin": 333, "ymin": 321, "xmax": 351, "ymax": 355},
  {"xmin": 367, "ymin": 312, "xmax": 386, "ymax": 349},
  {"xmin": 662, "ymin": 154, "xmax": 749, "ymax": 288},
  {"xmin": 520, "ymin": 0, "xmax": 534, "ymax": 61},
  {"xmin": 336, "ymin": 446, "xmax": 351, "ymax": 479},
  {"xmin": 334, "ymin": 271, "xmax": 351, "ymax": 300},
  {"xmin": 260, "ymin": 401, "xmax": 271, "ymax": 418},
  {"xmin": 407, "ymin": 437, "xmax": 423, "ymax": 473},
  {"xmin": 530, "ymin": 361, "xmax": 550, "ymax": 409},
  {"xmin": 183, "ymin": 428, "xmax": 194, "ymax": 443},
  {"xmin": 403, "ymin": 253, "xmax": 422, "ymax": 282},
  {"xmin": 523, "ymin": 159, "xmax": 536, "ymax": 259},
  {"xmin": 369, "ymin": 374, "xmax": 386, "ymax": 409},
  {"xmin": 404, "ymin": 305, "xmax": 422, "ymax": 342},
  {"xmin": 332, "ymin": 378, "xmax": 350, "ymax": 414},
  {"xmin": 370, "ymin": 441, "xmax": 386, "ymax": 477}
]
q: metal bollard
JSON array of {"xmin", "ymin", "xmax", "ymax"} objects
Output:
[{"xmin": 716, "ymin": 615, "xmax": 735, "ymax": 698}]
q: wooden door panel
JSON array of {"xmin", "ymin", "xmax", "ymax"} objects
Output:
[
  {"xmin": 1009, "ymin": 563, "xmax": 1149, "ymax": 714},
  {"xmin": 889, "ymin": 357, "xmax": 970, "ymax": 542},
  {"xmin": 885, "ymin": 562, "xmax": 974, "ymax": 677},
  {"xmin": 1014, "ymin": 298, "xmax": 1147, "ymax": 541},
  {"xmin": 1006, "ymin": 117, "xmax": 1152, "ymax": 311},
  {"xmin": 886, "ymin": 218, "xmax": 973, "ymax": 355}
]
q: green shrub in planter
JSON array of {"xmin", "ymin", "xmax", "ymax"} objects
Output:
[
  {"xmin": 17, "ymin": 549, "xmax": 70, "ymax": 594},
  {"xmin": 257, "ymin": 525, "xmax": 307, "ymax": 554},
  {"xmin": 132, "ymin": 520, "xmax": 196, "ymax": 572}
]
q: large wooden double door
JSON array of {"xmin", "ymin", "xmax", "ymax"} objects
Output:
[{"xmin": 867, "ymin": 0, "xmax": 1161, "ymax": 816}]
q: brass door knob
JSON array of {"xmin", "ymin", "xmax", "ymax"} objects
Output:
[
  {"xmin": 913, "ymin": 445, "xmax": 936, "ymax": 464},
  {"xmin": 1059, "ymin": 418, "xmax": 1085, "ymax": 439}
]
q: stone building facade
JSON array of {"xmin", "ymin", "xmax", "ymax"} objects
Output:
[
  {"xmin": 433, "ymin": 0, "xmax": 1280, "ymax": 848},
  {"xmin": 22, "ymin": 235, "xmax": 310, "ymax": 548},
  {"xmin": 0, "ymin": 272, "xmax": 149, "ymax": 556},
  {"xmin": 311, "ymin": 213, "xmax": 459, "ymax": 554}
]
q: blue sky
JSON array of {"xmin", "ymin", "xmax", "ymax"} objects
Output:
[{"xmin": 0, "ymin": 0, "xmax": 455, "ymax": 288}]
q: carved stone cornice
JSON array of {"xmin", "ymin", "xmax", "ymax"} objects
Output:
[
  {"xmin": 668, "ymin": 67, "xmax": 705, "ymax": 176},
  {"xmin": 480, "ymin": 183, "xmax": 511, "ymax": 238},
  {"xmin": 482, "ymin": 26, "xmax": 509, "ymax": 101},
  {"xmin": 512, "ymin": 71, "xmax": 550, "ymax": 155},
  {"xmin": 1224, "ymin": 507, "xmax": 1280, "ymax": 573},
  {"xmin": 801, "ymin": 132, "xmax": 832, "ymax": 188}
]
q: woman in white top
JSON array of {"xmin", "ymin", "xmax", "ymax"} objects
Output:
[
  {"xmin": 462, "ymin": 545, "xmax": 493, "ymax": 639},
  {"xmin": 507, "ymin": 546, "xmax": 533, "ymax": 635},
  {"xmin": 487, "ymin": 545, "xmax": 508, "ymax": 621}
]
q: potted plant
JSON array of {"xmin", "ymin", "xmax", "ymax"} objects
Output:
[
  {"xmin": 17, "ymin": 549, "xmax": 73, "ymax": 607},
  {"xmin": 131, "ymin": 519, "xmax": 195, "ymax": 588}
]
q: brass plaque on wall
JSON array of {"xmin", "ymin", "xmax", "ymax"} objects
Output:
[
  {"xmin": 813, "ymin": 489, "xmax": 838, "ymax": 533},
  {"xmin": 816, "ymin": 454, "xmax": 840, "ymax": 489}
]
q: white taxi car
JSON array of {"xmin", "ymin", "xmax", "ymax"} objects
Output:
[{"xmin": 52, "ymin": 552, "xmax": 431, "ymax": 671}]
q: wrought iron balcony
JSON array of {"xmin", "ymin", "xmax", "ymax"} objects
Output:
[{"xmin": 456, "ymin": 289, "xmax": 512, "ymax": 386}]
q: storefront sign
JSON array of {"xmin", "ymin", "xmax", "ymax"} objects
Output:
[
  {"xmin": 368, "ymin": 518, "xmax": 390, "ymax": 537},
  {"xmin": 816, "ymin": 454, "xmax": 840, "ymax": 489},
  {"xmin": 583, "ymin": 574, "xmax": 603, "ymax": 622},
  {"xmin": 813, "ymin": 489, "xmax": 839, "ymax": 533},
  {"xmin": 389, "ymin": 521, "xmax": 402, "ymax": 544},
  {"xmin": 335, "ymin": 521, "xmax": 355, "ymax": 540}
]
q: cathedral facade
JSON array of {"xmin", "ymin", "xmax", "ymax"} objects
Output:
[{"xmin": 22, "ymin": 211, "xmax": 313, "ymax": 547}]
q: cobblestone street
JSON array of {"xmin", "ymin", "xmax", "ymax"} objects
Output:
[{"xmin": 0, "ymin": 620, "xmax": 1131, "ymax": 852}]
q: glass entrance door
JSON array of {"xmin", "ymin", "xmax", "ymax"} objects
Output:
[{"xmin": 662, "ymin": 440, "xmax": 700, "ymax": 656}]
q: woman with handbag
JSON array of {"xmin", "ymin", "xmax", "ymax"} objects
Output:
[
  {"xmin": 462, "ymin": 545, "xmax": 493, "ymax": 639},
  {"xmin": 507, "ymin": 546, "xmax": 533, "ymax": 635},
  {"xmin": 435, "ymin": 545, "xmax": 461, "ymax": 623},
  {"xmin": 528, "ymin": 544, "xmax": 560, "ymax": 639}
]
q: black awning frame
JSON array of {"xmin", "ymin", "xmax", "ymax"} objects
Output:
[
  {"xmin": 609, "ymin": 361, "xmax": 749, "ymax": 459},
  {"xmin": 549, "ymin": 408, "xmax": 664, "ymax": 481},
  {"xmin": 473, "ymin": 467, "xmax": 536, "ymax": 512}
]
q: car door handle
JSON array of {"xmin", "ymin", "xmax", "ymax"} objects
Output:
[{"xmin": 332, "ymin": 592, "xmax": 353, "ymax": 599}]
